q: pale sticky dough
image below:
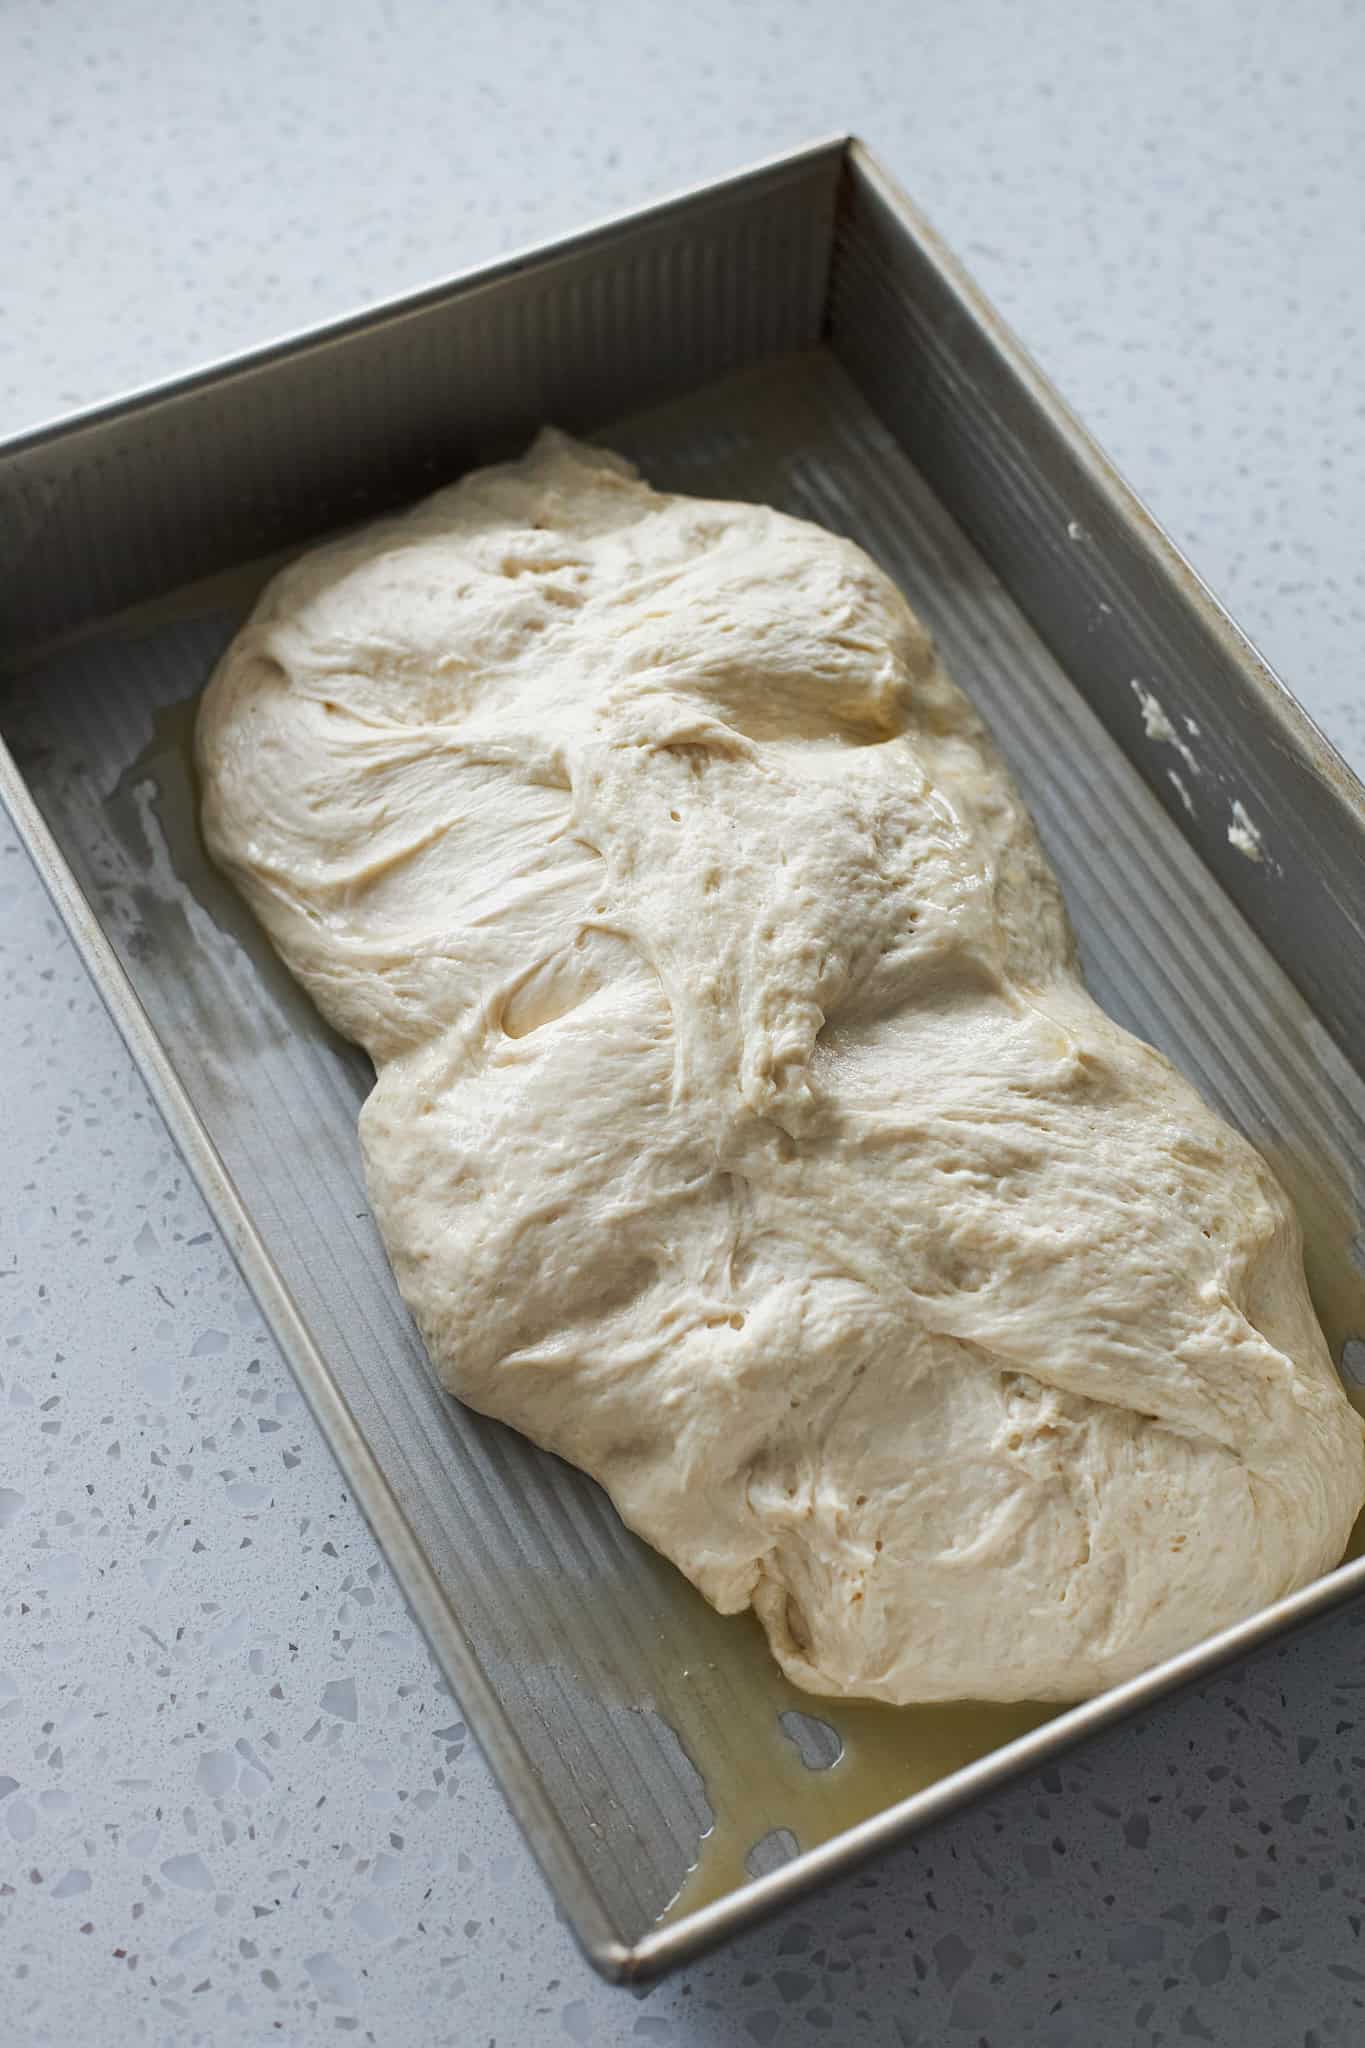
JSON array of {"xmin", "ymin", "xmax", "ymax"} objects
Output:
[{"xmin": 197, "ymin": 430, "xmax": 1365, "ymax": 1704}]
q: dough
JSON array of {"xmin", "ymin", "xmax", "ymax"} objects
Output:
[{"xmin": 197, "ymin": 430, "xmax": 1365, "ymax": 1704}]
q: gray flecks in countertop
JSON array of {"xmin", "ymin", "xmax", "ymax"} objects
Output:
[{"xmin": 4, "ymin": 1, "xmax": 1365, "ymax": 2042}]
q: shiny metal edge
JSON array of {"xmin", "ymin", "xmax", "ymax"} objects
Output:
[
  {"xmin": 636, "ymin": 142, "xmax": 1365, "ymax": 1979},
  {"xmin": 0, "ymin": 132, "xmax": 850, "ymax": 460},
  {"xmin": 0, "ymin": 732, "xmax": 633, "ymax": 1985},
  {"xmin": 631, "ymin": 1555, "xmax": 1365, "ymax": 1979},
  {"xmin": 4, "ymin": 136, "xmax": 1365, "ymax": 1984},
  {"xmin": 842, "ymin": 142, "xmax": 1365, "ymax": 830},
  {"xmin": 834, "ymin": 142, "xmax": 1365, "ymax": 1068}
]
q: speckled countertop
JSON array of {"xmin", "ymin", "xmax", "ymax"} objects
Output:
[{"xmin": 4, "ymin": 3, "xmax": 1365, "ymax": 2043}]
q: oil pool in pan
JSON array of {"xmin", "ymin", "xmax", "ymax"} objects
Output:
[{"xmin": 45, "ymin": 545, "xmax": 1365, "ymax": 1928}]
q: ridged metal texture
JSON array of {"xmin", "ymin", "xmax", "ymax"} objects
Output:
[
  {"xmin": 832, "ymin": 151, "xmax": 1365, "ymax": 1075},
  {"xmin": 3, "ymin": 142, "xmax": 1365, "ymax": 1981},
  {"xmin": 2, "ymin": 144, "xmax": 840, "ymax": 654}
]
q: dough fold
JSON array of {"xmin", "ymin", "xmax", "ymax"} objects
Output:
[{"xmin": 197, "ymin": 429, "xmax": 1365, "ymax": 1703}]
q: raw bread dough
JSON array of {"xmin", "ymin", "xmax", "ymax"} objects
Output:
[{"xmin": 197, "ymin": 430, "xmax": 1365, "ymax": 1704}]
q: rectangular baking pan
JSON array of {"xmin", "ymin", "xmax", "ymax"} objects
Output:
[{"xmin": 5, "ymin": 137, "xmax": 1365, "ymax": 1983}]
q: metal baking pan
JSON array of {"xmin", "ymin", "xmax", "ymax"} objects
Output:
[{"xmin": 5, "ymin": 136, "xmax": 1365, "ymax": 1984}]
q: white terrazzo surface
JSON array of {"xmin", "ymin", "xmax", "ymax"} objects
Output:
[{"xmin": 4, "ymin": 2, "xmax": 1365, "ymax": 2042}]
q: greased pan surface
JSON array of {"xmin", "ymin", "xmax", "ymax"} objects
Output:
[{"xmin": 3, "ymin": 142, "xmax": 1364, "ymax": 1981}]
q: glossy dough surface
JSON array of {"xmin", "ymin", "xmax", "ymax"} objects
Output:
[{"xmin": 197, "ymin": 431, "xmax": 1365, "ymax": 1703}]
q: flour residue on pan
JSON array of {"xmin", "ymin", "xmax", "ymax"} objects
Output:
[
  {"xmin": 1228, "ymin": 798, "xmax": 1265, "ymax": 862},
  {"xmin": 1131, "ymin": 679, "xmax": 1202, "ymax": 779},
  {"xmin": 1131, "ymin": 680, "xmax": 1277, "ymax": 868}
]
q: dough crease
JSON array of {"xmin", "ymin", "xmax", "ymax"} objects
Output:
[{"xmin": 197, "ymin": 429, "xmax": 1365, "ymax": 1703}]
